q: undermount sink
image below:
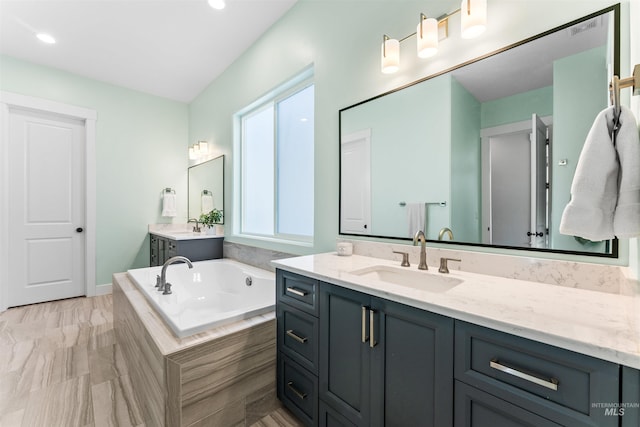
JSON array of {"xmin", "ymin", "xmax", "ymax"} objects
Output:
[{"xmin": 349, "ymin": 265, "xmax": 462, "ymax": 292}]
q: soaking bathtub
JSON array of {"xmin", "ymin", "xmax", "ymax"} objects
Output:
[{"xmin": 127, "ymin": 258, "xmax": 275, "ymax": 338}]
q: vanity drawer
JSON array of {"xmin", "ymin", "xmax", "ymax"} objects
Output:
[
  {"xmin": 277, "ymin": 270, "xmax": 319, "ymax": 315},
  {"xmin": 278, "ymin": 353, "xmax": 318, "ymax": 426},
  {"xmin": 455, "ymin": 321, "xmax": 619, "ymax": 426},
  {"xmin": 278, "ymin": 304, "xmax": 319, "ymax": 375}
]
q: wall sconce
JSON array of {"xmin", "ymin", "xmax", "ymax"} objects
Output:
[
  {"xmin": 381, "ymin": 0, "xmax": 487, "ymax": 73},
  {"xmin": 189, "ymin": 141, "xmax": 210, "ymax": 161}
]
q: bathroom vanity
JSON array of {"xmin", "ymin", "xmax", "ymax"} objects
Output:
[
  {"xmin": 149, "ymin": 230, "xmax": 222, "ymax": 266},
  {"xmin": 273, "ymin": 253, "xmax": 640, "ymax": 427}
]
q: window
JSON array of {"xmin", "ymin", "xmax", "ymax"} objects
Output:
[{"xmin": 237, "ymin": 73, "xmax": 314, "ymax": 243}]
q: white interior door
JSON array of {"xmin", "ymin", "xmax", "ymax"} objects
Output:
[
  {"xmin": 8, "ymin": 108, "xmax": 86, "ymax": 307},
  {"xmin": 531, "ymin": 113, "xmax": 548, "ymax": 248},
  {"xmin": 341, "ymin": 130, "xmax": 371, "ymax": 235},
  {"xmin": 488, "ymin": 132, "xmax": 531, "ymax": 247}
]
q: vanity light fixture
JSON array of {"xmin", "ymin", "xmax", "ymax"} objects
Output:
[
  {"xmin": 189, "ymin": 141, "xmax": 211, "ymax": 161},
  {"xmin": 198, "ymin": 141, "xmax": 209, "ymax": 155},
  {"xmin": 417, "ymin": 13, "xmax": 438, "ymax": 58},
  {"xmin": 461, "ymin": 0, "xmax": 487, "ymax": 39},
  {"xmin": 381, "ymin": 35, "xmax": 400, "ymax": 74},
  {"xmin": 381, "ymin": 0, "xmax": 487, "ymax": 73},
  {"xmin": 208, "ymin": 0, "xmax": 226, "ymax": 10}
]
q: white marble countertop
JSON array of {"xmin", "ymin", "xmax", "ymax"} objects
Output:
[
  {"xmin": 272, "ymin": 253, "xmax": 640, "ymax": 369},
  {"xmin": 150, "ymin": 230, "xmax": 223, "ymax": 241}
]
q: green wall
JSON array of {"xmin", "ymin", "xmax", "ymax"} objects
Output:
[
  {"xmin": 451, "ymin": 77, "xmax": 481, "ymax": 243},
  {"xmin": 341, "ymin": 74, "xmax": 451, "ymax": 239},
  {"xmin": 481, "ymin": 86, "xmax": 553, "ymax": 129},
  {"xmin": 0, "ymin": 55, "xmax": 189, "ymax": 285}
]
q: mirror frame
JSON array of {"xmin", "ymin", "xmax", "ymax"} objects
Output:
[
  {"xmin": 188, "ymin": 154, "xmax": 225, "ymax": 224},
  {"xmin": 338, "ymin": 4, "xmax": 619, "ymax": 258}
]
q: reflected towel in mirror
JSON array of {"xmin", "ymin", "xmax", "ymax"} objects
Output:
[
  {"xmin": 407, "ymin": 203, "xmax": 426, "ymax": 238},
  {"xmin": 201, "ymin": 194, "xmax": 214, "ymax": 215}
]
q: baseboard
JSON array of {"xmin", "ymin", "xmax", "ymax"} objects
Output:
[{"xmin": 95, "ymin": 283, "xmax": 112, "ymax": 295}]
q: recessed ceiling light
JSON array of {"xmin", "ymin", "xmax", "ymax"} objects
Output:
[
  {"xmin": 208, "ymin": 0, "xmax": 226, "ymax": 10},
  {"xmin": 36, "ymin": 33, "xmax": 56, "ymax": 44}
]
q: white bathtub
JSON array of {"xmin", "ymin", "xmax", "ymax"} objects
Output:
[{"xmin": 127, "ymin": 259, "xmax": 275, "ymax": 338}]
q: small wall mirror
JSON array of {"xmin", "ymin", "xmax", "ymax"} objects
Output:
[
  {"xmin": 339, "ymin": 6, "xmax": 618, "ymax": 257},
  {"xmin": 188, "ymin": 155, "xmax": 224, "ymax": 223}
]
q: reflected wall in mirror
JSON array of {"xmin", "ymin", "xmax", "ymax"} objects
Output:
[
  {"xmin": 188, "ymin": 155, "xmax": 224, "ymax": 223},
  {"xmin": 340, "ymin": 6, "xmax": 618, "ymax": 257}
]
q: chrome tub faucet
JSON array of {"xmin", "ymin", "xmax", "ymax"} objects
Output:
[{"xmin": 156, "ymin": 256, "xmax": 193, "ymax": 294}]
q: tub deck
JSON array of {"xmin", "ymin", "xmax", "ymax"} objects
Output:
[{"xmin": 113, "ymin": 272, "xmax": 278, "ymax": 426}]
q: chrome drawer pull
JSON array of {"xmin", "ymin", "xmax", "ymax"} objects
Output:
[
  {"xmin": 490, "ymin": 359, "xmax": 559, "ymax": 391},
  {"xmin": 369, "ymin": 309, "xmax": 377, "ymax": 348},
  {"xmin": 286, "ymin": 287, "xmax": 307, "ymax": 297},
  {"xmin": 286, "ymin": 329, "xmax": 308, "ymax": 344},
  {"xmin": 287, "ymin": 381, "xmax": 307, "ymax": 400},
  {"xmin": 361, "ymin": 306, "xmax": 369, "ymax": 343}
]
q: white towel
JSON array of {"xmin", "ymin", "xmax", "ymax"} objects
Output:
[
  {"xmin": 162, "ymin": 193, "xmax": 177, "ymax": 217},
  {"xmin": 407, "ymin": 203, "xmax": 425, "ymax": 238},
  {"xmin": 559, "ymin": 106, "xmax": 640, "ymax": 241},
  {"xmin": 201, "ymin": 194, "xmax": 214, "ymax": 215},
  {"xmin": 613, "ymin": 106, "xmax": 640, "ymax": 238}
]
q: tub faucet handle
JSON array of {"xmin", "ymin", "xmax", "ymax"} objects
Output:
[
  {"xmin": 162, "ymin": 283, "xmax": 173, "ymax": 295},
  {"xmin": 155, "ymin": 275, "xmax": 161, "ymax": 288}
]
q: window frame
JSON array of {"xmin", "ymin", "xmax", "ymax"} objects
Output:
[{"xmin": 234, "ymin": 69, "xmax": 315, "ymax": 245}]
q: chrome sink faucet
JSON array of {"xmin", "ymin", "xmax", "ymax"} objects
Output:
[
  {"xmin": 413, "ymin": 230, "xmax": 428, "ymax": 270},
  {"xmin": 156, "ymin": 256, "xmax": 193, "ymax": 294},
  {"xmin": 188, "ymin": 218, "xmax": 201, "ymax": 233}
]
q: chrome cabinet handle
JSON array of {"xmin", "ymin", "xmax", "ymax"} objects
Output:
[
  {"xmin": 287, "ymin": 381, "xmax": 307, "ymax": 400},
  {"xmin": 490, "ymin": 359, "xmax": 558, "ymax": 391},
  {"xmin": 361, "ymin": 306, "xmax": 369, "ymax": 343},
  {"xmin": 286, "ymin": 329, "xmax": 308, "ymax": 344},
  {"xmin": 286, "ymin": 287, "xmax": 307, "ymax": 297},
  {"xmin": 369, "ymin": 309, "xmax": 377, "ymax": 348}
]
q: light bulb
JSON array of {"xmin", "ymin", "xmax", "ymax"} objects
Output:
[
  {"xmin": 208, "ymin": 0, "xmax": 226, "ymax": 10},
  {"xmin": 461, "ymin": 0, "xmax": 487, "ymax": 39},
  {"xmin": 381, "ymin": 37, "xmax": 400, "ymax": 74},
  {"xmin": 417, "ymin": 16, "xmax": 438, "ymax": 58}
]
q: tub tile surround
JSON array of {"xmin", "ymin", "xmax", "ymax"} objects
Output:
[
  {"xmin": 113, "ymin": 272, "xmax": 293, "ymax": 426},
  {"xmin": 224, "ymin": 241, "xmax": 295, "ymax": 272},
  {"xmin": 272, "ymin": 252, "xmax": 640, "ymax": 370},
  {"xmin": 339, "ymin": 238, "xmax": 636, "ymax": 295}
]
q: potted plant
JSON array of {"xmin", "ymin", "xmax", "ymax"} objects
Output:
[{"xmin": 199, "ymin": 208, "xmax": 223, "ymax": 235}]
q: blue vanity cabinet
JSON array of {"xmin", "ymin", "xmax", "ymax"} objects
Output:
[
  {"xmin": 277, "ymin": 270, "xmax": 320, "ymax": 426},
  {"xmin": 149, "ymin": 233, "xmax": 222, "ymax": 266},
  {"xmin": 319, "ymin": 282, "xmax": 454, "ymax": 427},
  {"xmin": 621, "ymin": 366, "xmax": 640, "ymax": 427},
  {"xmin": 454, "ymin": 321, "xmax": 620, "ymax": 427}
]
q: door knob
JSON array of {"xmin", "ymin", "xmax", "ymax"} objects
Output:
[{"xmin": 76, "ymin": 227, "xmax": 84, "ymax": 233}]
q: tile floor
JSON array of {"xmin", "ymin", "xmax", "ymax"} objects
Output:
[{"xmin": 0, "ymin": 295, "xmax": 302, "ymax": 427}]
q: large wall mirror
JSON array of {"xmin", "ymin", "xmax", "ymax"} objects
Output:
[
  {"xmin": 340, "ymin": 5, "xmax": 618, "ymax": 257},
  {"xmin": 188, "ymin": 155, "xmax": 224, "ymax": 223}
]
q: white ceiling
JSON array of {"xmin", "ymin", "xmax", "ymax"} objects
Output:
[{"xmin": 0, "ymin": 0, "xmax": 298, "ymax": 102}]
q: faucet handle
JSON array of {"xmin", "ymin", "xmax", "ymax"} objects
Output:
[
  {"xmin": 155, "ymin": 275, "xmax": 161, "ymax": 288},
  {"xmin": 438, "ymin": 257, "xmax": 461, "ymax": 274},
  {"xmin": 392, "ymin": 251, "xmax": 410, "ymax": 267},
  {"xmin": 162, "ymin": 283, "xmax": 173, "ymax": 295}
]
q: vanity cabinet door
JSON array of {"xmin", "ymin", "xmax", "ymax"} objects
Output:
[
  {"xmin": 320, "ymin": 283, "xmax": 372, "ymax": 427},
  {"xmin": 371, "ymin": 297, "xmax": 454, "ymax": 427},
  {"xmin": 150, "ymin": 235, "xmax": 160, "ymax": 266}
]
